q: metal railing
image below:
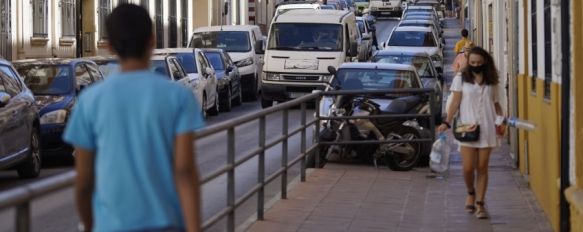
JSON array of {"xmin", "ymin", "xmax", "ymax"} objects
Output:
[{"xmin": 0, "ymin": 88, "xmax": 437, "ymax": 232}]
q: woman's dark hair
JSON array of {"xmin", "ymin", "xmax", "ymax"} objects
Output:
[
  {"xmin": 461, "ymin": 46, "xmax": 499, "ymax": 85},
  {"xmin": 106, "ymin": 4, "xmax": 152, "ymax": 59}
]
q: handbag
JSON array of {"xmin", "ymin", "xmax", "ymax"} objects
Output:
[{"xmin": 452, "ymin": 78, "xmax": 480, "ymax": 142}]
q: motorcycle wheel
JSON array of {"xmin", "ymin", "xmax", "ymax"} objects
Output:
[
  {"xmin": 306, "ymin": 145, "xmax": 328, "ymax": 168},
  {"xmin": 386, "ymin": 126, "xmax": 421, "ymax": 171}
]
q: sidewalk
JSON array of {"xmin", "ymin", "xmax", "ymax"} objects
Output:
[{"xmin": 246, "ymin": 144, "xmax": 553, "ymax": 232}]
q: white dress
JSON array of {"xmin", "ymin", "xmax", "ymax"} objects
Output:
[{"xmin": 450, "ymin": 74, "xmax": 500, "ymax": 148}]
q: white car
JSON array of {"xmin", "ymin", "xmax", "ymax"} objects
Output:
[
  {"xmin": 153, "ymin": 48, "xmax": 219, "ymax": 117},
  {"xmin": 398, "ymin": 19, "xmax": 443, "ymax": 38},
  {"xmin": 356, "ymin": 17, "xmax": 374, "ymax": 61},
  {"xmin": 382, "ymin": 26, "xmax": 444, "ymax": 74},
  {"xmin": 190, "ymin": 25, "xmax": 265, "ymax": 101}
]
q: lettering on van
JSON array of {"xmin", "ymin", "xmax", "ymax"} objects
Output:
[{"xmin": 284, "ymin": 59, "xmax": 319, "ymax": 70}]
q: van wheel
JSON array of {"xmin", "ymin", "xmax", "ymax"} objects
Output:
[{"xmin": 17, "ymin": 129, "xmax": 41, "ymax": 178}]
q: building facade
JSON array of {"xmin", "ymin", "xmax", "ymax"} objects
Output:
[{"xmin": 466, "ymin": 0, "xmax": 583, "ymax": 231}]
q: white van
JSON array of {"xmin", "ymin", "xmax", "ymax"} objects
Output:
[
  {"xmin": 261, "ymin": 9, "xmax": 359, "ymax": 108},
  {"xmin": 189, "ymin": 25, "xmax": 265, "ymax": 100},
  {"xmin": 369, "ymin": 0, "xmax": 403, "ymax": 17},
  {"xmin": 274, "ymin": 2, "xmax": 321, "ymax": 16}
]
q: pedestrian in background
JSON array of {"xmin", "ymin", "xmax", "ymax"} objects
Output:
[
  {"xmin": 438, "ymin": 47, "xmax": 503, "ymax": 220},
  {"xmin": 452, "ymin": 41, "xmax": 474, "ymax": 73},
  {"xmin": 63, "ymin": 4, "xmax": 204, "ymax": 232},
  {"xmin": 454, "ymin": 29, "xmax": 471, "ymax": 54}
]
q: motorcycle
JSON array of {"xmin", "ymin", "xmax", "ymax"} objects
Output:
[{"xmin": 308, "ymin": 93, "xmax": 432, "ymax": 171}]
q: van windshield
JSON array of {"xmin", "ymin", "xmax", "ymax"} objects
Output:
[
  {"xmin": 189, "ymin": 31, "xmax": 251, "ymax": 53},
  {"xmin": 268, "ymin": 23, "xmax": 343, "ymax": 52}
]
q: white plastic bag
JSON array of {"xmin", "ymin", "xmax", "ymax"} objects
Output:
[{"xmin": 430, "ymin": 133, "xmax": 450, "ymax": 173}]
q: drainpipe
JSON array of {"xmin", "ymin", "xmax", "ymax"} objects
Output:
[{"xmin": 559, "ymin": 0, "xmax": 571, "ymax": 231}]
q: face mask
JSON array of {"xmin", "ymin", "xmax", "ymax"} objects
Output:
[{"xmin": 469, "ymin": 64, "xmax": 485, "ymax": 74}]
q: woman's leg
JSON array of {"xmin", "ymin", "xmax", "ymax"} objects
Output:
[
  {"xmin": 460, "ymin": 146, "xmax": 478, "ymax": 207},
  {"xmin": 476, "ymin": 148, "xmax": 492, "ymax": 202}
]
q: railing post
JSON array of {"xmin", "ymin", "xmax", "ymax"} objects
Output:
[
  {"xmin": 227, "ymin": 127, "xmax": 235, "ymax": 232},
  {"xmin": 281, "ymin": 109, "xmax": 288, "ymax": 199},
  {"xmin": 300, "ymin": 102, "xmax": 307, "ymax": 182},
  {"xmin": 258, "ymin": 116, "xmax": 266, "ymax": 220},
  {"xmin": 16, "ymin": 202, "xmax": 30, "ymax": 232},
  {"xmin": 429, "ymin": 91, "xmax": 436, "ymax": 141},
  {"xmin": 315, "ymin": 94, "xmax": 321, "ymax": 168}
]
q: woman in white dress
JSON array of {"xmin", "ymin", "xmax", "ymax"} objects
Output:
[{"xmin": 438, "ymin": 47, "xmax": 503, "ymax": 219}]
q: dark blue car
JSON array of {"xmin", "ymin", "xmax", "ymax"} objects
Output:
[
  {"xmin": 13, "ymin": 58, "xmax": 104, "ymax": 156},
  {"xmin": 202, "ymin": 49, "xmax": 242, "ymax": 112}
]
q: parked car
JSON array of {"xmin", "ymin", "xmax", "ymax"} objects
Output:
[
  {"xmin": 153, "ymin": 48, "xmax": 219, "ymax": 117},
  {"xmin": 398, "ymin": 19, "xmax": 443, "ymax": 38},
  {"xmin": 0, "ymin": 59, "xmax": 41, "ymax": 178},
  {"xmin": 202, "ymin": 49, "xmax": 243, "ymax": 112},
  {"xmin": 320, "ymin": 4, "xmax": 337, "ymax": 10},
  {"xmin": 14, "ymin": 58, "xmax": 104, "ymax": 158},
  {"xmin": 85, "ymin": 56, "xmax": 119, "ymax": 78},
  {"xmin": 382, "ymin": 26, "xmax": 444, "ymax": 74},
  {"xmin": 150, "ymin": 54, "xmax": 219, "ymax": 117},
  {"xmin": 356, "ymin": 16, "xmax": 374, "ymax": 61},
  {"xmin": 189, "ymin": 25, "xmax": 265, "ymax": 101},
  {"xmin": 372, "ymin": 50, "xmax": 443, "ymax": 123}
]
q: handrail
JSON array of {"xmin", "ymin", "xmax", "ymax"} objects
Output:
[{"xmin": 0, "ymin": 88, "xmax": 437, "ymax": 232}]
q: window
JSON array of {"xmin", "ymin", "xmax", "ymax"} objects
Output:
[
  {"xmin": 530, "ymin": 0, "xmax": 537, "ymax": 92},
  {"xmin": 61, "ymin": 0, "xmax": 76, "ymax": 37},
  {"xmin": 17, "ymin": 65, "xmax": 73, "ymax": 95},
  {"xmin": 155, "ymin": 0, "xmax": 164, "ymax": 48},
  {"xmin": 181, "ymin": 0, "xmax": 188, "ymax": 47},
  {"xmin": 118, "ymin": 0, "xmax": 129, "ymax": 4},
  {"xmin": 0, "ymin": 72, "xmax": 20, "ymax": 96},
  {"xmin": 140, "ymin": 0, "xmax": 149, "ymax": 10},
  {"xmin": 98, "ymin": 0, "xmax": 111, "ymax": 40},
  {"xmin": 543, "ymin": 0, "xmax": 551, "ymax": 99},
  {"xmin": 33, "ymin": 0, "xmax": 48, "ymax": 37},
  {"xmin": 191, "ymin": 31, "xmax": 252, "ymax": 52},
  {"xmin": 169, "ymin": 1, "xmax": 177, "ymax": 47}
]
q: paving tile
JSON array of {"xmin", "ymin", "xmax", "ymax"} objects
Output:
[{"xmin": 247, "ymin": 221, "xmax": 300, "ymax": 232}]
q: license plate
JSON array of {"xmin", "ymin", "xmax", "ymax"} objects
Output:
[{"xmin": 289, "ymin": 92, "xmax": 308, "ymax": 98}]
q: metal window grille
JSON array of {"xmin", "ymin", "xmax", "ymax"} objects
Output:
[
  {"xmin": 169, "ymin": 1, "xmax": 177, "ymax": 47},
  {"xmin": 155, "ymin": 0, "xmax": 163, "ymax": 48},
  {"xmin": 0, "ymin": 0, "xmax": 11, "ymax": 60},
  {"xmin": 543, "ymin": 0, "xmax": 551, "ymax": 99},
  {"xmin": 530, "ymin": 0, "xmax": 537, "ymax": 92},
  {"xmin": 140, "ymin": 0, "xmax": 149, "ymax": 10},
  {"xmin": 60, "ymin": 0, "xmax": 76, "ymax": 37},
  {"xmin": 98, "ymin": 0, "xmax": 111, "ymax": 40},
  {"xmin": 181, "ymin": 0, "xmax": 188, "ymax": 47},
  {"xmin": 118, "ymin": 0, "xmax": 129, "ymax": 4},
  {"xmin": 33, "ymin": 0, "xmax": 48, "ymax": 37}
]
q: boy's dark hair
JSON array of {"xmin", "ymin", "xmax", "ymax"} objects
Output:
[
  {"xmin": 461, "ymin": 29, "xmax": 469, "ymax": 38},
  {"xmin": 106, "ymin": 4, "xmax": 152, "ymax": 59}
]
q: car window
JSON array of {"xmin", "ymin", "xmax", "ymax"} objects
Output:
[
  {"xmin": 197, "ymin": 52, "xmax": 210, "ymax": 73},
  {"xmin": 174, "ymin": 53, "xmax": 198, "ymax": 74},
  {"xmin": 388, "ymin": 31, "xmax": 436, "ymax": 47},
  {"xmin": 151, "ymin": 60, "xmax": 170, "ymax": 78},
  {"xmin": 205, "ymin": 52, "xmax": 225, "ymax": 70},
  {"xmin": 17, "ymin": 64, "xmax": 73, "ymax": 95},
  {"xmin": 374, "ymin": 55, "xmax": 434, "ymax": 78},
  {"xmin": 85, "ymin": 63, "xmax": 104, "ymax": 81},
  {"xmin": 172, "ymin": 59, "xmax": 187, "ymax": 80},
  {"xmin": 223, "ymin": 52, "xmax": 234, "ymax": 66},
  {"xmin": 0, "ymin": 71, "xmax": 21, "ymax": 97},
  {"xmin": 0, "ymin": 65, "xmax": 22, "ymax": 91},
  {"xmin": 75, "ymin": 64, "xmax": 94, "ymax": 92},
  {"xmin": 167, "ymin": 59, "xmax": 180, "ymax": 81},
  {"xmin": 336, "ymin": 69, "xmax": 420, "ymax": 92},
  {"xmin": 357, "ymin": 21, "xmax": 366, "ymax": 34},
  {"xmin": 190, "ymin": 31, "xmax": 252, "ymax": 52}
]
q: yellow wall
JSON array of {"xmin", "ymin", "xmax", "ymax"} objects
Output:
[{"xmin": 517, "ymin": 76, "xmax": 561, "ymax": 231}]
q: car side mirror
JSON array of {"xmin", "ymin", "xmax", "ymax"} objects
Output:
[
  {"xmin": 225, "ymin": 66, "xmax": 234, "ymax": 74},
  {"xmin": 204, "ymin": 67, "xmax": 215, "ymax": 76},
  {"xmin": 327, "ymin": 66, "xmax": 337, "ymax": 75},
  {"xmin": 255, "ymin": 39, "xmax": 265, "ymax": 54},
  {"xmin": 0, "ymin": 92, "xmax": 10, "ymax": 108},
  {"xmin": 173, "ymin": 71, "xmax": 184, "ymax": 80},
  {"xmin": 348, "ymin": 42, "xmax": 358, "ymax": 57}
]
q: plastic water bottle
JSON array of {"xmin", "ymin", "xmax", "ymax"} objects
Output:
[
  {"xmin": 430, "ymin": 133, "xmax": 450, "ymax": 173},
  {"xmin": 507, "ymin": 117, "xmax": 536, "ymax": 131}
]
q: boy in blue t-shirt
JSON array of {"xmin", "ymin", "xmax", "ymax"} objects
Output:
[{"xmin": 63, "ymin": 4, "xmax": 204, "ymax": 232}]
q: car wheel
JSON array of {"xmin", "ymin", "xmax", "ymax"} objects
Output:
[
  {"xmin": 220, "ymin": 87, "xmax": 232, "ymax": 112},
  {"xmin": 17, "ymin": 129, "xmax": 41, "ymax": 178},
  {"xmin": 244, "ymin": 75, "xmax": 258, "ymax": 101},
  {"xmin": 261, "ymin": 97, "xmax": 273, "ymax": 109},
  {"xmin": 233, "ymin": 84, "xmax": 243, "ymax": 106},
  {"xmin": 208, "ymin": 91, "xmax": 220, "ymax": 116}
]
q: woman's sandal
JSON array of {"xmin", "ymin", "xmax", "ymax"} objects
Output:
[
  {"xmin": 465, "ymin": 190, "xmax": 476, "ymax": 213},
  {"xmin": 475, "ymin": 201, "xmax": 489, "ymax": 219}
]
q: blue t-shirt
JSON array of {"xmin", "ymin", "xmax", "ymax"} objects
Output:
[{"xmin": 63, "ymin": 70, "xmax": 204, "ymax": 231}]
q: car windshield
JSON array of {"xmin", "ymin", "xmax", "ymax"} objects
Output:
[
  {"xmin": 174, "ymin": 53, "xmax": 198, "ymax": 73},
  {"xmin": 96, "ymin": 61, "xmax": 119, "ymax": 78},
  {"xmin": 388, "ymin": 31, "xmax": 436, "ymax": 47},
  {"xmin": 335, "ymin": 69, "xmax": 420, "ymax": 92},
  {"xmin": 268, "ymin": 23, "xmax": 343, "ymax": 51},
  {"xmin": 404, "ymin": 15, "xmax": 435, "ymax": 21},
  {"xmin": 321, "ymin": 5, "xmax": 335, "ymax": 9},
  {"xmin": 205, "ymin": 52, "xmax": 225, "ymax": 70},
  {"xmin": 150, "ymin": 60, "xmax": 170, "ymax": 78},
  {"xmin": 373, "ymin": 55, "xmax": 435, "ymax": 78},
  {"xmin": 355, "ymin": 0, "xmax": 369, "ymax": 2},
  {"xmin": 357, "ymin": 20, "xmax": 366, "ymax": 34},
  {"xmin": 16, "ymin": 64, "xmax": 72, "ymax": 95},
  {"xmin": 189, "ymin": 31, "xmax": 251, "ymax": 53}
]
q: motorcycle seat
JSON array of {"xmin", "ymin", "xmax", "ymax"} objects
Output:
[{"xmin": 380, "ymin": 96, "xmax": 422, "ymax": 114}]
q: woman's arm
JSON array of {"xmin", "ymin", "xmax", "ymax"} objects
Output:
[{"xmin": 445, "ymin": 91, "xmax": 462, "ymax": 125}]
